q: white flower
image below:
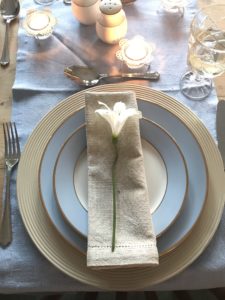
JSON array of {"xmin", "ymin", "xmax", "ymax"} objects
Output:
[
  {"xmin": 95, "ymin": 101, "xmax": 142, "ymax": 138},
  {"xmin": 95, "ymin": 100, "xmax": 142, "ymax": 251}
]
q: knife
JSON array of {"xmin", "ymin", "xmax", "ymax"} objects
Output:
[{"xmin": 216, "ymin": 100, "xmax": 225, "ymax": 169}]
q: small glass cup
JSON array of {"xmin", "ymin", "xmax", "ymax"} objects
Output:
[
  {"xmin": 116, "ymin": 36, "xmax": 155, "ymax": 73},
  {"xmin": 23, "ymin": 9, "xmax": 56, "ymax": 40},
  {"xmin": 159, "ymin": 0, "xmax": 188, "ymax": 17}
]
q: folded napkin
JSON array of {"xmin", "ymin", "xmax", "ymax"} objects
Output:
[{"xmin": 85, "ymin": 91, "xmax": 159, "ymax": 269}]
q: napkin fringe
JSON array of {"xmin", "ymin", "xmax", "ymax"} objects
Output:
[
  {"xmin": 88, "ymin": 244, "xmax": 157, "ymax": 249},
  {"xmin": 87, "ymin": 244, "xmax": 159, "ymax": 269}
]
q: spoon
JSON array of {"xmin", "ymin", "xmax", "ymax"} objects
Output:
[
  {"xmin": 64, "ymin": 65, "xmax": 160, "ymax": 87},
  {"xmin": 63, "ymin": 0, "xmax": 71, "ymax": 4},
  {"xmin": 0, "ymin": 0, "xmax": 20, "ymax": 67}
]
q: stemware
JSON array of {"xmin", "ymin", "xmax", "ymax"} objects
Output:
[
  {"xmin": 34, "ymin": 0, "xmax": 55, "ymax": 5},
  {"xmin": 180, "ymin": 5, "xmax": 225, "ymax": 100}
]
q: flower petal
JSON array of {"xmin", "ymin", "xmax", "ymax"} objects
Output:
[
  {"xmin": 113, "ymin": 102, "xmax": 126, "ymax": 115},
  {"xmin": 95, "ymin": 101, "xmax": 142, "ymax": 138},
  {"xmin": 98, "ymin": 101, "xmax": 111, "ymax": 111},
  {"xmin": 95, "ymin": 108, "xmax": 115, "ymax": 135}
]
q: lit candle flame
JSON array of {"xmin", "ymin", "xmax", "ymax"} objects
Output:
[
  {"xmin": 117, "ymin": 35, "xmax": 155, "ymax": 69},
  {"xmin": 125, "ymin": 42, "xmax": 149, "ymax": 61},
  {"xmin": 28, "ymin": 12, "xmax": 50, "ymax": 31}
]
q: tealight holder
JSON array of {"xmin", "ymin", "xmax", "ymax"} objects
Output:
[
  {"xmin": 23, "ymin": 9, "xmax": 56, "ymax": 40},
  {"xmin": 116, "ymin": 36, "xmax": 155, "ymax": 73},
  {"xmin": 159, "ymin": 0, "xmax": 188, "ymax": 16}
]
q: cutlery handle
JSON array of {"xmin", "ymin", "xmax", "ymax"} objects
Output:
[
  {"xmin": 0, "ymin": 167, "xmax": 12, "ymax": 246},
  {"xmin": 100, "ymin": 72, "xmax": 160, "ymax": 81},
  {"xmin": 0, "ymin": 21, "xmax": 10, "ymax": 67},
  {"xmin": 121, "ymin": 72, "xmax": 160, "ymax": 81}
]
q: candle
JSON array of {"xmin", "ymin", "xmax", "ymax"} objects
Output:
[
  {"xmin": 116, "ymin": 36, "xmax": 155, "ymax": 69},
  {"xmin": 23, "ymin": 9, "xmax": 56, "ymax": 40},
  {"xmin": 28, "ymin": 12, "xmax": 50, "ymax": 31},
  {"xmin": 125, "ymin": 43, "xmax": 149, "ymax": 61}
]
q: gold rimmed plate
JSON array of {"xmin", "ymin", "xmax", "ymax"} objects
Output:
[
  {"xmin": 52, "ymin": 118, "xmax": 188, "ymax": 248},
  {"xmin": 17, "ymin": 84, "xmax": 225, "ymax": 290},
  {"xmin": 39, "ymin": 97, "xmax": 206, "ymax": 256}
]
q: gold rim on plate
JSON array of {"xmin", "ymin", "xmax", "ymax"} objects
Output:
[
  {"xmin": 52, "ymin": 118, "xmax": 188, "ymax": 243},
  {"xmin": 17, "ymin": 84, "xmax": 225, "ymax": 290}
]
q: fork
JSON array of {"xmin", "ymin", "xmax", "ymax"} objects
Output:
[{"xmin": 0, "ymin": 122, "xmax": 20, "ymax": 246}]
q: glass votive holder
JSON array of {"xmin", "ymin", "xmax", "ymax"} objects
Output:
[
  {"xmin": 116, "ymin": 36, "xmax": 155, "ymax": 73},
  {"xmin": 23, "ymin": 9, "xmax": 56, "ymax": 40},
  {"xmin": 159, "ymin": 0, "xmax": 187, "ymax": 16}
]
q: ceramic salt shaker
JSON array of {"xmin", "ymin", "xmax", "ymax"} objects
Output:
[
  {"xmin": 71, "ymin": 0, "xmax": 100, "ymax": 25},
  {"xmin": 96, "ymin": 0, "xmax": 127, "ymax": 44}
]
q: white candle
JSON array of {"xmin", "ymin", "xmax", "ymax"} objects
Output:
[
  {"xmin": 28, "ymin": 12, "xmax": 50, "ymax": 31},
  {"xmin": 117, "ymin": 36, "xmax": 155, "ymax": 69},
  {"xmin": 125, "ymin": 43, "xmax": 149, "ymax": 61},
  {"xmin": 23, "ymin": 9, "xmax": 56, "ymax": 40}
]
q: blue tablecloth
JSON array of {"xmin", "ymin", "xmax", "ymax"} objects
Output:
[{"xmin": 0, "ymin": 0, "xmax": 224, "ymax": 293}]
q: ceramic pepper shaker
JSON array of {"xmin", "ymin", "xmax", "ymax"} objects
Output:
[
  {"xmin": 96, "ymin": 0, "xmax": 127, "ymax": 44},
  {"xmin": 71, "ymin": 0, "xmax": 100, "ymax": 25}
]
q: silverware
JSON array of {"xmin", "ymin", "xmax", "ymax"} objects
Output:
[
  {"xmin": 216, "ymin": 100, "xmax": 225, "ymax": 169},
  {"xmin": 64, "ymin": 65, "xmax": 160, "ymax": 86},
  {"xmin": 63, "ymin": 0, "xmax": 71, "ymax": 4},
  {"xmin": 0, "ymin": 0, "xmax": 20, "ymax": 67},
  {"xmin": 0, "ymin": 122, "xmax": 20, "ymax": 247}
]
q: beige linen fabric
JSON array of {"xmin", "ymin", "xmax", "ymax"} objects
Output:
[{"xmin": 85, "ymin": 91, "xmax": 159, "ymax": 268}]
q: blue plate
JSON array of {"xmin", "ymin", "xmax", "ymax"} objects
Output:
[
  {"xmin": 39, "ymin": 100, "xmax": 207, "ymax": 255},
  {"xmin": 53, "ymin": 118, "xmax": 187, "ymax": 240}
]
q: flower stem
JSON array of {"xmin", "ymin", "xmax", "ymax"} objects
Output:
[{"xmin": 112, "ymin": 136, "xmax": 118, "ymax": 252}]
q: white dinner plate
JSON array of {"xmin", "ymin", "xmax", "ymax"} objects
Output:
[
  {"xmin": 39, "ymin": 99, "xmax": 207, "ymax": 255},
  {"xmin": 53, "ymin": 118, "xmax": 188, "ymax": 241}
]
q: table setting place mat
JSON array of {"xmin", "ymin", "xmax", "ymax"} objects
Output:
[{"xmin": 3, "ymin": 0, "xmax": 225, "ymax": 293}]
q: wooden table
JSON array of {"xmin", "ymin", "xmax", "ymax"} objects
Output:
[{"xmin": 0, "ymin": 10, "xmax": 19, "ymax": 211}]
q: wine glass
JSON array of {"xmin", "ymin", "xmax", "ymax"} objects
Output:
[
  {"xmin": 34, "ymin": 0, "xmax": 55, "ymax": 5},
  {"xmin": 180, "ymin": 5, "xmax": 225, "ymax": 100}
]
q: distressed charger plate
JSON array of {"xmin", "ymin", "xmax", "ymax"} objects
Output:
[
  {"xmin": 53, "ymin": 118, "xmax": 187, "ymax": 242},
  {"xmin": 17, "ymin": 84, "xmax": 225, "ymax": 290}
]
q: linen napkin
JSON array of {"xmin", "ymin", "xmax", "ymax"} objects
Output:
[{"xmin": 85, "ymin": 91, "xmax": 159, "ymax": 268}]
